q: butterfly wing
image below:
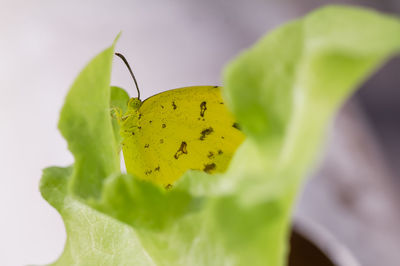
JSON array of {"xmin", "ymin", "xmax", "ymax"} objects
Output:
[{"xmin": 121, "ymin": 86, "xmax": 244, "ymax": 187}]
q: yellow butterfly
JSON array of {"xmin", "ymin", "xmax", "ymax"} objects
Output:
[{"xmin": 114, "ymin": 53, "xmax": 244, "ymax": 188}]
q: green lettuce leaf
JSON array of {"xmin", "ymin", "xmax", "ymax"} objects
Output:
[
  {"xmin": 40, "ymin": 6, "xmax": 400, "ymax": 266},
  {"xmin": 57, "ymin": 37, "xmax": 120, "ymax": 199},
  {"xmin": 40, "ymin": 167, "xmax": 155, "ymax": 265}
]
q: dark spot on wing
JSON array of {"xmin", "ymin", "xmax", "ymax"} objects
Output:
[
  {"xmin": 232, "ymin": 123, "xmax": 241, "ymax": 130},
  {"xmin": 161, "ymin": 105, "xmax": 164, "ymax": 109},
  {"xmin": 172, "ymin": 101, "xmax": 177, "ymax": 110},
  {"xmin": 144, "ymin": 144, "xmax": 149, "ymax": 148},
  {"xmin": 213, "ymin": 86, "xmax": 219, "ymax": 88},
  {"xmin": 200, "ymin": 127, "xmax": 214, "ymax": 141},
  {"xmin": 160, "ymin": 139, "xmax": 164, "ymax": 144},
  {"xmin": 162, "ymin": 123, "xmax": 166, "ymax": 128},
  {"xmin": 138, "ymin": 114, "xmax": 142, "ymax": 119},
  {"xmin": 219, "ymin": 102, "xmax": 224, "ymax": 105},
  {"xmin": 218, "ymin": 150, "xmax": 223, "ymax": 155},
  {"xmin": 145, "ymin": 170, "xmax": 152, "ymax": 175},
  {"xmin": 138, "ymin": 126, "xmax": 142, "ymax": 130},
  {"xmin": 155, "ymin": 165, "xmax": 160, "ymax": 171},
  {"xmin": 200, "ymin": 101, "xmax": 207, "ymax": 117},
  {"xmin": 203, "ymin": 163, "xmax": 216, "ymax": 173},
  {"xmin": 174, "ymin": 141, "xmax": 188, "ymax": 159},
  {"xmin": 131, "ymin": 132, "xmax": 135, "ymax": 136},
  {"xmin": 149, "ymin": 120, "xmax": 152, "ymax": 124},
  {"xmin": 165, "ymin": 184, "xmax": 172, "ymax": 190},
  {"xmin": 207, "ymin": 151, "xmax": 214, "ymax": 159},
  {"xmin": 221, "ymin": 136, "xmax": 225, "ymax": 139}
]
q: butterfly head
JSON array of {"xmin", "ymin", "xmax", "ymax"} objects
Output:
[{"xmin": 127, "ymin": 97, "xmax": 142, "ymax": 112}]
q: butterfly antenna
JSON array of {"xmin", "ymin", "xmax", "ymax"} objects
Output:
[{"xmin": 115, "ymin": 53, "xmax": 141, "ymax": 100}]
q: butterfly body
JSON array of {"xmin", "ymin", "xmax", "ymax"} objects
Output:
[{"xmin": 120, "ymin": 86, "xmax": 244, "ymax": 188}]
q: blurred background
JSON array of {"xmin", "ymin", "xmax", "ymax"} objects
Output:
[{"xmin": 0, "ymin": 1, "xmax": 399, "ymax": 265}]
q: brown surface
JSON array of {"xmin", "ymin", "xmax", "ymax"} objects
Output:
[{"xmin": 289, "ymin": 230, "xmax": 335, "ymax": 266}]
